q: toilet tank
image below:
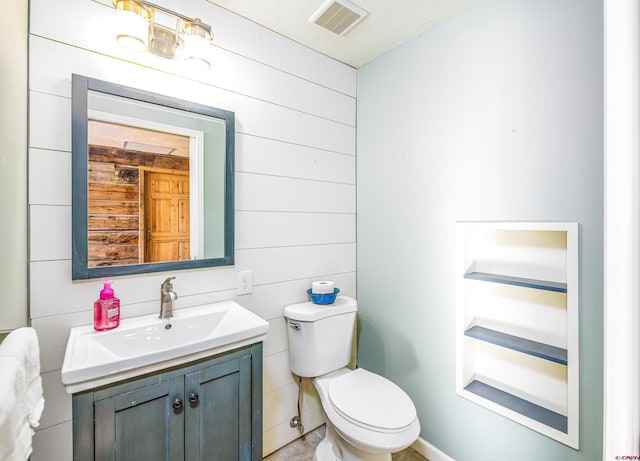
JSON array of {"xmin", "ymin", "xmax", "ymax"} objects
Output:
[{"xmin": 284, "ymin": 296, "xmax": 357, "ymax": 378}]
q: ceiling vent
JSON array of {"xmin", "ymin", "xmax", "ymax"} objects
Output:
[{"xmin": 309, "ymin": 0, "xmax": 368, "ymax": 36}]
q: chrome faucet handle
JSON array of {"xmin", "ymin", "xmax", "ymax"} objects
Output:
[{"xmin": 161, "ymin": 277, "xmax": 176, "ymax": 292}]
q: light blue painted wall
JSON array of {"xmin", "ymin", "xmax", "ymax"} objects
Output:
[{"xmin": 355, "ymin": 0, "xmax": 603, "ymax": 460}]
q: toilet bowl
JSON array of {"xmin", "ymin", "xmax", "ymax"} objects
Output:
[
  {"xmin": 284, "ymin": 296, "xmax": 421, "ymax": 461},
  {"xmin": 313, "ymin": 368, "xmax": 420, "ymax": 461}
]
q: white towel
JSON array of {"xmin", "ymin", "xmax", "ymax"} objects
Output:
[{"xmin": 0, "ymin": 327, "xmax": 45, "ymax": 461}]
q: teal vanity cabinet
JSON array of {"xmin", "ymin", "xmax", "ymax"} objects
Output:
[{"xmin": 72, "ymin": 343, "xmax": 263, "ymax": 461}]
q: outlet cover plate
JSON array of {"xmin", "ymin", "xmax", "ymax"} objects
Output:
[{"xmin": 237, "ymin": 270, "xmax": 253, "ymax": 295}]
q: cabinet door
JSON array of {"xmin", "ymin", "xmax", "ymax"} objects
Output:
[
  {"xmin": 94, "ymin": 376, "xmax": 185, "ymax": 461},
  {"xmin": 184, "ymin": 355, "xmax": 252, "ymax": 461}
]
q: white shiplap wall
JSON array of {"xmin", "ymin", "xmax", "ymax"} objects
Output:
[{"xmin": 28, "ymin": 0, "xmax": 356, "ymax": 458}]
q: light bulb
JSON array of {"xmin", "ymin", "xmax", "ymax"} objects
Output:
[
  {"xmin": 115, "ymin": 1, "xmax": 149, "ymax": 52},
  {"xmin": 183, "ymin": 20, "xmax": 212, "ymax": 70},
  {"xmin": 183, "ymin": 34, "xmax": 211, "ymax": 70}
]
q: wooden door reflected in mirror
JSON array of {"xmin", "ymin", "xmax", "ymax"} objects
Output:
[{"xmin": 142, "ymin": 169, "xmax": 190, "ymax": 263}]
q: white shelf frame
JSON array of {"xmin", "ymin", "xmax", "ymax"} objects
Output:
[{"xmin": 456, "ymin": 221, "xmax": 579, "ymax": 449}]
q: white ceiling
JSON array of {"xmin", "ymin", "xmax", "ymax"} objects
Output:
[{"xmin": 206, "ymin": 0, "xmax": 470, "ymax": 68}]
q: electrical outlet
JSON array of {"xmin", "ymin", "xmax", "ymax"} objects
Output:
[{"xmin": 237, "ymin": 270, "xmax": 253, "ymax": 295}]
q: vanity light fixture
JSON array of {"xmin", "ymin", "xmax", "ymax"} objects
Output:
[{"xmin": 113, "ymin": 0, "xmax": 214, "ymax": 70}]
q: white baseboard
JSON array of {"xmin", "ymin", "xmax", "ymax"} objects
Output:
[{"xmin": 411, "ymin": 436, "xmax": 455, "ymax": 461}]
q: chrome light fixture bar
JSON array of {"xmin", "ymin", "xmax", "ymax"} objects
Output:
[{"xmin": 113, "ymin": 0, "xmax": 214, "ymax": 70}]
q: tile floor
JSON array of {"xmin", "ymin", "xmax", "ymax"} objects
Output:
[{"xmin": 263, "ymin": 426, "xmax": 427, "ymax": 461}]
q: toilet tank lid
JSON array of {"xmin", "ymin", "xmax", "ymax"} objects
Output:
[{"xmin": 284, "ymin": 296, "xmax": 357, "ymax": 321}]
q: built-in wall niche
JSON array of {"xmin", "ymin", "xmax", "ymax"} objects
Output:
[{"xmin": 456, "ymin": 222, "xmax": 579, "ymax": 449}]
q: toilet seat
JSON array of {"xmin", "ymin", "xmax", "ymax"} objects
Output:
[
  {"xmin": 314, "ymin": 368, "xmax": 420, "ymax": 455},
  {"xmin": 328, "ymin": 368, "xmax": 417, "ymax": 433}
]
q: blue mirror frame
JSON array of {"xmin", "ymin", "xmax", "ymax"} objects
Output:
[{"xmin": 71, "ymin": 74, "xmax": 234, "ymax": 279}]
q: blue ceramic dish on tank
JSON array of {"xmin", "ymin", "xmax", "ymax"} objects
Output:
[{"xmin": 307, "ymin": 288, "xmax": 340, "ymax": 305}]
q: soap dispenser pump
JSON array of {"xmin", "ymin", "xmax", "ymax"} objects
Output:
[{"xmin": 94, "ymin": 281, "xmax": 120, "ymax": 331}]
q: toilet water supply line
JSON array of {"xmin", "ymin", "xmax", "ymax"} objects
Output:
[{"xmin": 290, "ymin": 375, "xmax": 304, "ymax": 434}]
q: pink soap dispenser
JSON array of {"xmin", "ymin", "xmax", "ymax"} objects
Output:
[{"xmin": 94, "ymin": 281, "xmax": 120, "ymax": 331}]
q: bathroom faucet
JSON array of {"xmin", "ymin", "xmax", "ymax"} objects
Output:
[{"xmin": 160, "ymin": 277, "xmax": 178, "ymax": 319}]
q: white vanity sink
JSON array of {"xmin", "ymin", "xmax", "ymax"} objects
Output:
[{"xmin": 61, "ymin": 300, "xmax": 268, "ymax": 393}]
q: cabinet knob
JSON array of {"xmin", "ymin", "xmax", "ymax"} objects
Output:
[
  {"xmin": 189, "ymin": 392, "xmax": 199, "ymax": 405},
  {"xmin": 172, "ymin": 398, "xmax": 183, "ymax": 410}
]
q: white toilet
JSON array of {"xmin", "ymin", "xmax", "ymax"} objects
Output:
[{"xmin": 284, "ymin": 296, "xmax": 420, "ymax": 461}]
